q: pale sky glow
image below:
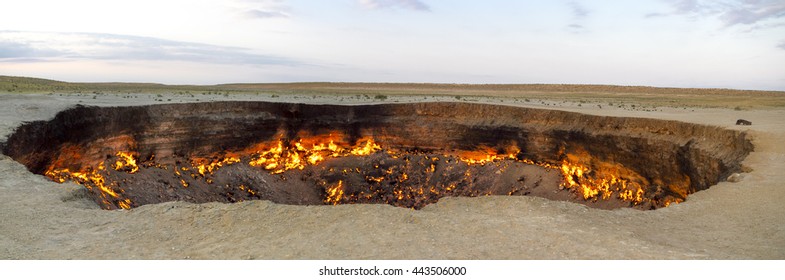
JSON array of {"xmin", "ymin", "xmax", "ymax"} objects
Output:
[{"xmin": 1, "ymin": 0, "xmax": 784, "ymax": 90}]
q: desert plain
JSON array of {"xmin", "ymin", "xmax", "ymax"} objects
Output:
[{"xmin": 1, "ymin": 79, "xmax": 784, "ymax": 259}]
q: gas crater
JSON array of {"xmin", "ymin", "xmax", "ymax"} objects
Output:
[{"xmin": 0, "ymin": 102, "xmax": 753, "ymax": 210}]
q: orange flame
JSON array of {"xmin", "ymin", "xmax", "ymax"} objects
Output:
[
  {"xmin": 44, "ymin": 134, "xmax": 682, "ymax": 209},
  {"xmin": 249, "ymin": 138, "xmax": 382, "ymax": 173},
  {"xmin": 45, "ymin": 162, "xmax": 131, "ymax": 209},
  {"xmin": 192, "ymin": 156, "xmax": 241, "ymax": 176},
  {"xmin": 558, "ymin": 160, "xmax": 649, "ymax": 205},
  {"xmin": 113, "ymin": 151, "xmax": 139, "ymax": 173},
  {"xmin": 456, "ymin": 147, "xmax": 517, "ymax": 165},
  {"xmin": 350, "ymin": 139, "xmax": 382, "ymax": 156},
  {"xmin": 325, "ymin": 180, "xmax": 344, "ymax": 205}
]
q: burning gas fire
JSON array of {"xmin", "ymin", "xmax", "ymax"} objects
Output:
[
  {"xmin": 46, "ymin": 162, "xmax": 132, "ymax": 209},
  {"xmin": 248, "ymin": 138, "xmax": 381, "ymax": 173},
  {"xmin": 325, "ymin": 180, "xmax": 344, "ymax": 205},
  {"xmin": 113, "ymin": 151, "xmax": 139, "ymax": 173},
  {"xmin": 44, "ymin": 134, "xmax": 678, "ymax": 210},
  {"xmin": 560, "ymin": 161, "xmax": 646, "ymax": 204}
]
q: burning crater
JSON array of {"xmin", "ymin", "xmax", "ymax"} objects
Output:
[{"xmin": 1, "ymin": 102, "xmax": 752, "ymax": 210}]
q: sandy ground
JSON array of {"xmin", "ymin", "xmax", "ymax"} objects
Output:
[{"xmin": 1, "ymin": 92, "xmax": 783, "ymax": 259}]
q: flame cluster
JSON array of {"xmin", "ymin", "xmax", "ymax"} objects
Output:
[
  {"xmin": 559, "ymin": 162, "xmax": 646, "ymax": 204},
  {"xmin": 325, "ymin": 180, "xmax": 344, "ymax": 205},
  {"xmin": 44, "ymin": 135, "xmax": 678, "ymax": 209},
  {"xmin": 43, "ymin": 137, "xmax": 384, "ymax": 209},
  {"xmin": 454, "ymin": 147, "xmax": 519, "ymax": 165},
  {"xmin": 192, "ymin": 157, "xmax": 241, "ymax": 176},
  {"xmin": 249, "ymin": 138, "xmax": 381, "ymax": 173},
  {"xmin": 113, "ymin": 151, "xmax": 139, "ymax": 173},
  {"xmin": 46, "ymin": 162, "xmax": 132, "ymax": 209},
  {"xmin": 454, "ymin": 146, "xmax": 664, "ymax": 206}
]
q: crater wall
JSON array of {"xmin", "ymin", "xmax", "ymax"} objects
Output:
[{"xmin": 0, "ymin": 102, "xmax": 753, "ymax": 210}]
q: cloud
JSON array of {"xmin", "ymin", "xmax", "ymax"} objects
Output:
[
  {"xmin": 0, "ymin": 41, "xmax": 64, "ymax": 59},
  {"xmin": 669, "ymin": 0, "xmax": 705, "ymax": 14},
  {"xmin": 0, "ymin": 31, "xmax": 298, "ymax": 66},
  {"xmin": 720, "ymin": 2, "xmax": 785, "ymax": 26},
  {"xmin": 656, "ymin": 0, "xmax": 785, "ymax": 27},
  {"xmin": 569, "ymin": 1, "xmax": 589, "ymax": 18},
  {"xmin": 243, "ymin": 9, "xmax": 288, "ymax": 19},
  {"xmin": 779, "ymin": 41, "xmax": 785, "ymax": 50},
  {"xmin": 565, "ymin": 2, "xmax": 589, "ymax": 33},
  {"xmin": 358, "ymin": 0, "xmax": 430, "ymax": 11},
  {"xmin": 233, "ymin": 0, "xmax": 290, "ymax": 19},
  {"xmin": 644, "ymin": 12, "xmax": 667, "ymax": 18}
]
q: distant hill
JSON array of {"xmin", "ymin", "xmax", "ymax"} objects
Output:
[
  {"xmin": 0, "ymin": 76, "xmax": 208, "ymax": 93},
  {"xmin": 2, "ymin": 75, "xmax": 784, "ymax": 108}
]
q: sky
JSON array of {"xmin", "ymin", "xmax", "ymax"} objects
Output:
[{"xmin": 1, "ymin": 0, "xmax": 784, "ymax": 90}]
